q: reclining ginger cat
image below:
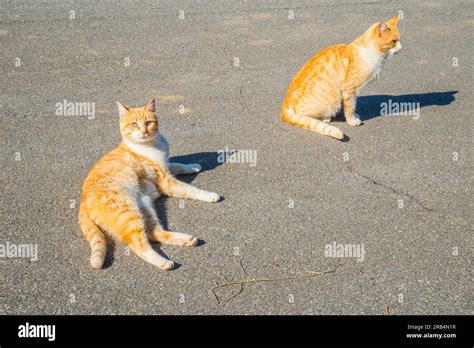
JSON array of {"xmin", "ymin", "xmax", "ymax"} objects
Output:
[{"xmin": 79, "ymin": 99, "xmax": 220, "ymax": 270}]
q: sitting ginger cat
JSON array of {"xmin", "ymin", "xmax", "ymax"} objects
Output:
[{"xmin": 281, "ymin": 16, "xmax": 402, "ymax": 140}]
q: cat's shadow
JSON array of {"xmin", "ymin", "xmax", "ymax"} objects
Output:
[
  {"xmin": 154, "ymin": 151, "xmax": 224, "ymax": 235},
  {"xmin": 333, "ymin": 91, "xmax": 457, "ymax": 121}
]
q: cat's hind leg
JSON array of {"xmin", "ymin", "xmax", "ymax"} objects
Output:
[
  {"xmin": 157, "ymin": 174, "xmax": 220, "ymax": 203},
  {"xmin": 97, "ymin": 197, "xmax": 174, "ymax": 270},
  {"xmin": 168, "ymin": 163, "xmax": 202, "ymax": 175},
  {"xmin": 149, "ymin": 229, "xmax": 198, "ymax": 247},
  {"xmin": 128, "ymin": 232, "xmax": 175, "ymax": 270},
  {"xmin": 314, "ymin": 112, "xmax": 333, "ymax": 123},
  {"xmin": 140, "ymin": 195, "xmax": 198, "ymax": 247}
]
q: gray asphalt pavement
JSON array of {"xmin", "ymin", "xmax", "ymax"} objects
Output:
[{"xmin": 0, "ymin": 0, "xmax": 472, "ymax": 315}]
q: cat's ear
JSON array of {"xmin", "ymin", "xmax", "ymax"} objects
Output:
[
  {"xmin": 377, "ymin": 21, "xmax": 389, "ymax": 34},
  {"xmin": 387, "ymin": 15, "xmax": 399, "ymax": 27},
  {"xmin": 145, "ymin": 98, "xmax": 155, "ymax": 113},
  {"xmin": 117, "ymin": 101, "xmax": 130, "ymax": 117}
]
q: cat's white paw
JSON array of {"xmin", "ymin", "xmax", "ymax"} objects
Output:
[
  {"xmin": 347, "ymin": 115, "xmax": 362, "ymax": 127},
  {"xmin": 188, "ymin": 163, "xmax": 202, "ymax": 173},
  {"xmin": 322, "ymin": 118, "xmax": 332, "ymax": 123},
  {"xmin": 159, "ymin": 260, "xmax": 174, "ymax": 271},
  {"xmin": 203, "ymin": 192, "xmax": 220, "ymax": 203},
  {"xmin": 181, "ymin": 235, "xmax": 198, "ymax": 247}
]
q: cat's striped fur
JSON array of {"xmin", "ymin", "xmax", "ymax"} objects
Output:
[
  {"xmin": 79, "ymin": 99, "xmax": 220, "ymax": 270},
  {"xmin": 281, "ymin": 16, "xmax": 401, "ymax": 140}
]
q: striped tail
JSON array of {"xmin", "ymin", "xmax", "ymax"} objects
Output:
[
  {"xmin": 79, "ymin": 208, "xmax": 107, "ymax": 269},
  {"xmin": 281, "ymin": 108, "xmax": 344, "ymax": 140}
]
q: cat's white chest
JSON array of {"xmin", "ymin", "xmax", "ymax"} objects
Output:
[
  {"xmin": 359, "ymin": 44, "xmax": 385, "ymax": 81},
  {"xmin": 123, "ymin": 135, "xmax": 169, "ymax": 169}
]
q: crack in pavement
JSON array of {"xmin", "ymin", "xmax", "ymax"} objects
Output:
[
  {"xmin": 345, "ymin": 164, "xmax": 433, "ymax": 212},
  {"xmin": 260, "ymin": 121, "xmax": 469, "ymax": 231},
  {"xmin": 345, "ymin": 164, "xmax": 471, "ymax": 231}
]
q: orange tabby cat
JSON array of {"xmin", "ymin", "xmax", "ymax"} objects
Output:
[
  {"xmin": 281, "ymin": 16, "xmax": 401, "ymax": 140},
  {"xmin": 79, "ymin": 99, "xmax": 220, "ymax": 270}
]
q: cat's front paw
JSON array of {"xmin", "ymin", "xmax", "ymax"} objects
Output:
[
  {"xmin": 203, "ymin": 192, "xmax": 221, "ymax": 203},
  {"xmin": 181, "ymin": 235, "xmax": 198, "ymax": 247},
  {"xmin": 159, "ymin": 260, "xmax": 175, "ymax": 271},
  {"xmin": 347, "ymin": 115, "xmax": 362, "ymax": 127},
  {"xmin": 188, "ymin": 163, "xmax": 202, "ymax": 173}
]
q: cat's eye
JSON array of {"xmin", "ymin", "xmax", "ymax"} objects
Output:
[
  {"xmin": 130, "ymin": 122, "xmax": 138, "ymax": 128},
  {"xmin": 145, "ymin": 121, "xmax": 154, "ymax": 126},
  {"xmin": 392, "ymin": 40, "xmax": 398, "ymax": 43}
]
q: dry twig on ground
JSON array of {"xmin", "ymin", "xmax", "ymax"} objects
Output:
[{"xmin": 210, "ymin": 259, "xmax": 342, "ymax": 304}]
